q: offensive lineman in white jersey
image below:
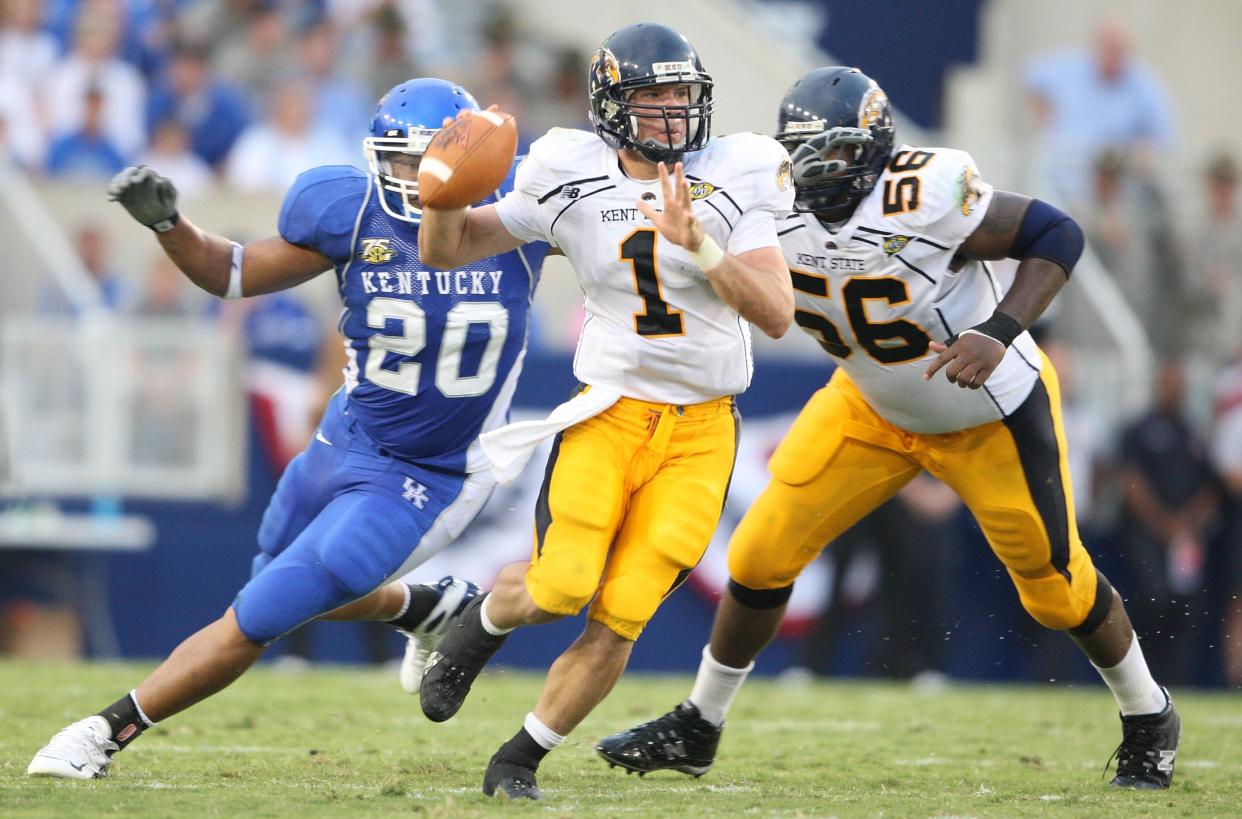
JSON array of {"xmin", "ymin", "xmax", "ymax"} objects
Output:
[
  {"xmin": 598, "ymin": 67, "xmax": 1181, "ymax": 790},
  {"xmin": 415, "ymin": 24, "xmax": 794, "ymax": 799}
]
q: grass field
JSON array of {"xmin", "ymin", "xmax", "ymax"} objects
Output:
[{"xmin": 2, "ymin": 660, "xmax": 1240, "ymax": 817}]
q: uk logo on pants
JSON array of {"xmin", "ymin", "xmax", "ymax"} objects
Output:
[{"xmin": 402, "ymin": 477, "xmax": 430, "ymax": 509}]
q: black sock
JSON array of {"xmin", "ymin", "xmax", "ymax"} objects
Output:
[
  {"xmin": 494, "ymin": 727, "xmax": 550, "ymax": 769},
  {"xmin": 97, "ymin": 693, "xmax": 148, "ymax": 750},
  {"xmin": 385, "ymin": 584, "xmax": 441, "ymax": 632}
]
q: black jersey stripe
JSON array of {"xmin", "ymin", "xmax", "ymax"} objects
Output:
[
  {"xmin": 915, "ymin": 236, "xmax": 950, "ymax": 250},
  {"xmin": 548, "ymin": 184, "xmax": 616, "ymax": 236},
  {"xmin": 537, "ymin": 175, "xmax": 610, "ymax": 205},
  {"xmin": 704, "ymin": 198, "xmax": 733, "ymax": 231},
  {"xmin": 685, "ymin": 174, "xmax": 743, "ymax": 215},
  {"xmin": 890, "ymin": 252, "xmax": 935, "ymax": 284},
  {"xmin": 933, "ymin": 307, "xmax": 953, "ymax": 338},
  {"xmin": 777, "ymin": 223, "xmax": 806, "ymax": 237},
  {"xmin": 981, "ymin": 383, "xmax": 1005, "ymax": 415}
]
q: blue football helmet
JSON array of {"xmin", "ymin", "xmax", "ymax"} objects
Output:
[{"xmin": 363, "ymin": 78, "xmax": 480, "ymax": 223}]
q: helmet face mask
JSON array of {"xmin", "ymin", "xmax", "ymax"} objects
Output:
[
  {"xmin": 589, "ymin": 25, "xmax": 714, "ymax": 165},
  {"xmin": 363, "ymin": 79, "xmax": 480, "ymax": 224},
  {"xmin": 363, "ymin": 127, "xmax": 437, "ymax": 222},
  {"xmin": 775, "ymin": 68, "xmax": 895, "ymax": 221}
]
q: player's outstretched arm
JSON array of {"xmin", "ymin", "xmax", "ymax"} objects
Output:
[
  {"xmin": 108, "ymin": 166, "xmax": 332, "ymax": 299},
  {"xmin": 419, "ymin": 202, "xmax": 524, "ymax": 270},
  {"xmin": 639, "ymin": 162, "xmax": 793, "ymax": 338},
  {"xmin": 924, "ymin": 192, "xmax": 1084, "ymax": 388}
]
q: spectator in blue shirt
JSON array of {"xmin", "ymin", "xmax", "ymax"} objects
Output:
[
  {"xmin": 45, "ymin": 85, "xmax": 127, "ymax": 178},
  {"xmin": 146, "ymin": 40, "xmax": 251, "ymax": 168},
  {"xmin": 1024, "ymin": 19, "xmax": 1174, "ymax": 203}
]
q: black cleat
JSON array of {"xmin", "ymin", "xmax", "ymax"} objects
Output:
[
  {"xmin": 483, "ymin": 754, "xmax": 542, "ymax": 800},
  {"xmin": 1108, "ymin": 688, "xmax": 1180, "ymax": 790},
  {"xmin": 596, "ymin": 700, "xmax": 720, "ymax": 777},
  {"xmin": 419, "ymin": 594, "xmax": 508, "ymax": 723}
]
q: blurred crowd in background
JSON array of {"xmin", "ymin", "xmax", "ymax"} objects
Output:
[{"xmin": 1, "ymin": 0, "xmax": 1240, "ymax": 689}]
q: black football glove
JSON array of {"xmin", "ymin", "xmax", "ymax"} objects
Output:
[
  {"xmin": 787, "ymin": 127, "xmax": 873, "ymax": 186},
  {"xmin": 107, "ymin": 165, "xmax": 180, "ymax": 232}
]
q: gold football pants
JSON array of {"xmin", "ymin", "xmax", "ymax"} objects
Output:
[
  {"xmin": 729, "ymin": 356, "xmax": 1111, "ymax": 633},
  {"xmin": 526, "ymin": 394, "xmax": 739, "ymax": 640}
]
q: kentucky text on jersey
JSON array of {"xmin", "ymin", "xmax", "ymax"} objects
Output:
[
  {"xmin": 359, "ymin": 269, "xmax": 504, "ymax": 296},
  {"xmin": 278, "ymin": 162, "xmax": 549, "ymax": 472}
]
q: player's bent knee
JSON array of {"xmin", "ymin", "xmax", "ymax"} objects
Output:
[
  {"xmin": 1013, "ymin": 567, "xmax": 1114, "ymax": 632},
  {"xmin": 525, "ymin": 558, "xmax": 600, "ymax": 617}
]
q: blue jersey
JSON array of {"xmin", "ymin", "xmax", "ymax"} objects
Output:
[{"xmin": 278, "ymin": 164, "xmax": 548, "ymax": 473}]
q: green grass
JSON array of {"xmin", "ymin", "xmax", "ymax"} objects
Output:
[{"xmin": 1, "ymin": 660, "xmax": 1239, "ymax": 817}]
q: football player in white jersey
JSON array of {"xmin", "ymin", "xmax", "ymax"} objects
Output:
[
  {"xmin": 414, "ymin": 24, "xmax": 794, "ymax": 799},
  {"xmin": 598, "ymin": 67, "xmax": 1180, "ymax": 790}
]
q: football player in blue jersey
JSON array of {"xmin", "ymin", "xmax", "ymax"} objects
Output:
[{"xmin": 28, "ymin": 78, "xmax": 550, "ymax": 780}]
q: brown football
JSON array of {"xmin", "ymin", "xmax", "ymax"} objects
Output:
[{"xmin": 417, "ymin": 110, "xmax": 518, "ymax": 209}]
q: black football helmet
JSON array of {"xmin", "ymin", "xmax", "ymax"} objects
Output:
[
  {"xmin": 775, "ymin": 67, "xmax": 895, "ymax": 221},
  {"xmin": 588, "ymin": 23, "xmax": 713, "ymax": 165}
]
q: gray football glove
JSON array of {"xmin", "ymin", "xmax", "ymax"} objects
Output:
[
  {"xmin": 787, "ymin": 127, "xmax": 873, "ymax": 186},
  {"xmin": 107, "ymin": 165, "xmax": 179, "ymax": 232}
]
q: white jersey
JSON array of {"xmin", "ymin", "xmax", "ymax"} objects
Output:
[
  {"xmin": 495, "ymin": 127, "xmax": 793, "ymax": 404},
  {"xmin": 780, "ymin": 144, "xmax": 1041, "ymax": 434}
]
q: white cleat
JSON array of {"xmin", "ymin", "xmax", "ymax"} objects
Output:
[
  {"xmin": 399, "ymin": 576, "xmax": 480, "ymax": 694},
  {"xmin": 28, "ymin": 716, "xmax": 119, "ymax": 779}
]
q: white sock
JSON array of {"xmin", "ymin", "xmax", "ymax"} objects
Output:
[
  {"xmin": 480, "ymin": 594, "xmax": 514, "ymax": 636},
  {"xmin": 1092, "ymin": 633, "xmax": 1168, "ymax": 716},
  {"xmin": 523, "ymin": 712, "xmax": 565, "ymax": 750},
  {"xmin": 688, "ymin": 645, "xmax": 753, "ymax": 726}
]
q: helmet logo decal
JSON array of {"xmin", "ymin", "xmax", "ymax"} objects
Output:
[
  {"xmin": 591, "ymin": 47, "xmax": 621, "ymax": 94},
  {"xmin": 359, "ymin": 238, "xmax": 397, "ymax": 264},
  {"xmin": 858, "ymin": 87, "xmax": 890, "ymax": 130}
]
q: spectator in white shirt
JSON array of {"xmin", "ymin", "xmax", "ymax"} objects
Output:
[
  {"xmin": 224, "ymin": 80, "xmax": 355, "ymax": 194},
  {"xmin": 135, "ymin": 118, "xmax": 215, "ymax": 200},
  {"xmin": 44, "ymin": 2, "xmax": 146, "ymax": 157},
  {"xmin": 0, "ymin": 0, "xmax": 59, "ymax": 90},
  {"xmin": 0, "ymin": 71, "xmax": 43, "ymax": 167}
]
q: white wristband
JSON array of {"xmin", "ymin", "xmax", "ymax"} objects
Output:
[
  {"xmin": 224, "ymin": 241, "xmax": 244, "ymax": 299},
  {"xmin": 688, "ymin": 234, "xmax": 726, "ymax": 272}
]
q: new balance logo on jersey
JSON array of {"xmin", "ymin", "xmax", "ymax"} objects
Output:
[
  {"xmin": 561, "ymin": 187, "xmax": 580, "ymax": 199},
  {"xmin": 402, "ymin": 477, "xmax": 429, "ymax": 509}
]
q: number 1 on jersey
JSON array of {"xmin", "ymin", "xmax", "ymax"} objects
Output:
[{"xmin": 621, "ymin": 228, "xmax": 684, "ymax": 337}]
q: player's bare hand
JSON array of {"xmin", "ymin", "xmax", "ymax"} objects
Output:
[
  {"xmin": 924, "ymin": 333, "xmax": 1005, "ymax": 389},
  {"xmin": 637, "ymin": 162, "xmax": 706, "ymax": 251},
  {"xmin": 108, "ymin": 165, "xmax": 178, "ymax": 229}
]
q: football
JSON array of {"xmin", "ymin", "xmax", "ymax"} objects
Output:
[{"xmin": 418, "ymin": 110, "xmax": 518, "ymax": 209}]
